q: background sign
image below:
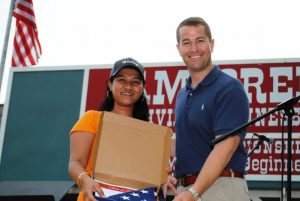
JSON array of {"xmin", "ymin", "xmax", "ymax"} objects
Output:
[{"xmin": 86, "ymin": 62, "xmax": 300, "ymax": 181}]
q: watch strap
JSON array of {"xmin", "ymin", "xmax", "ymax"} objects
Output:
[{"xmin": 187, "ymin": 187, "xmax": 201, "ymax": 201}]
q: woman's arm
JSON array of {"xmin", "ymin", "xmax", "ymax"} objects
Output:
[{"xmin": 69, "ymin": 131, "xmax": 104, "ymax": 201}]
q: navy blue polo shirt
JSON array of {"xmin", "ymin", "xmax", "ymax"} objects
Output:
[{"xmin": 174, "ymin": 66, "xmax": 249, "ymax": 178}]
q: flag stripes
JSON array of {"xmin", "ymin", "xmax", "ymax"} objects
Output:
[{"xmin": 11, "ymin": 0, "xmax": 42, "ymax": 67}]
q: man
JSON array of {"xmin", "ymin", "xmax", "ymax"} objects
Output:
[{"xmin": 169, "ymin": 17, "xmax": 250, "ymax": 201}]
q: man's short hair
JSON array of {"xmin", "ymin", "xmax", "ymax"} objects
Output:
[{"xmin": 176, "ymin": 17, "xmax": 212, "ymax": 43}]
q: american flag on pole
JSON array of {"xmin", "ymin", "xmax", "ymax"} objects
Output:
[{"xmin": 11, "ymin": 0, "xmax": 42, "ymax": 67}]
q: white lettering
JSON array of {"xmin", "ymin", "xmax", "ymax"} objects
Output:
[
  {"xmin": 241, "ymin": 68, "xmax": 266, "ymax": 103},
  {"xmin": 254, "ymin": 107, "xmax": 267, "ymax": 126},
  {"xmin": 149, "ymin": 109, "xmax": 154, "ymax": 123},
  {"xmin": 295, "ymin": 139, "xmax": 300, "ymax": 154},
  {"xmin": 268, "ymin": 108, "xmax": 279, "ymax": 126},
  {"xmin": 293, "ymin": 108, "xmax": 300, "ymax": 126},
  {"xmin": 260, "ymin": 158, "xmax": 269, "ymax": 174},
  {"xmin": 296, "ymin": 160, "xmax": 300, "ymax": 172},
  {"xmin": 274, "ymin": 140, "xmax": 282, "ymax": 154},
  {"xmin": 166, "ymin": 109, "xmax": 174, "ymax": 127},
  {"xmin": 246, "ymin": 156, "xmax": 300, "ymax": 174},
  {"xmin": 153, "ymin": 70, "xmax": 189, "ymax": 105},
  {"xmin": 252, "ymin": 159, "xmax": 260, "ymax": 171},
  {"xmin": 149, "ymin": 108, "xmax": 175, "ymax": 126},
  {"xmin": 156, "ymin": 109, "xmax": 166, "ymax": 125},
  {"xmin": 263, "ymin": 143, "xmax": 272, "ymax": 154},
  {"xmin": 270, "ymin": 67, "xmax": 293, "ymax": 102}
]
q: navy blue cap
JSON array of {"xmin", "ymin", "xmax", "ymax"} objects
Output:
[{"xmin": 109, "ymin": 57, "xmax": 145, "ymax": 83}]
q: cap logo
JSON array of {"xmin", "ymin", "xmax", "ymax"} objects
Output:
[{"xmin": 122, "ymin": 60, "xmax": 139, "ymax": 67}]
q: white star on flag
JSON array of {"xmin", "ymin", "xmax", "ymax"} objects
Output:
[
  {"xmin": 120, "ymin": 195, "xmax": 130, "ymax": 200},
  {"xmin": 131, "ymin": 192, "xmax": 140, "ymax": 197},
  {"xmin": 95, "ymin": 187, "xmax": 159, "ymax": 201},
  {"xmin": 140, "ymin": 190, "xmax": 149, "ymax": 194}
]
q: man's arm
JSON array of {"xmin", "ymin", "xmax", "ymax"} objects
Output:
[{"xmin": 173, "ymin": 134, "xmax": 241, "ymax": 201}]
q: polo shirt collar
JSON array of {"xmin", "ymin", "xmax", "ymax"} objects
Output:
[{"xmin": 186, "ymin": 66, "xmax": 220, "ymax": 90}]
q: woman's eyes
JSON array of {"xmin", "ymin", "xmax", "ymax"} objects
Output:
[{"xmin": 116, "ymin": 78, "xmax": 142, "ymax": 85}]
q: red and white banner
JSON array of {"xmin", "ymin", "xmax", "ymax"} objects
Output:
[
  {"xmin": 85, "ymin": 62, "xmax": 300, "ymax": 181},
  {"xmin": 11, "ymin": 0, "xmax": 42, "ymax": 67}
]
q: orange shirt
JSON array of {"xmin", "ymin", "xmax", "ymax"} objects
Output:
[{"xmin": 70, "ymin": 110, "xmax": 102, "ymax": 201}]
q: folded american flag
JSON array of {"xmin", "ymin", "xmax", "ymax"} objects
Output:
[{"xmin": 95, "ymin": 187, "xmax": 159, "ymax": 201}]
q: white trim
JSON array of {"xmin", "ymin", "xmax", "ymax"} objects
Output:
[
  {"xmin": 212, "ymin": 57, "xmax": 300, "ymax": 65},
  {"xmin": 9, "ymin": 57, "xmax": 300, "ymax": 71},
  {"xmin": 245, "ymin": 132, "xmax": 300, "ymax": 138},
  {"xmin": 246, "ymin": 175, "xmax": 300, "ymax": 181},
  {"xmin": 80, "ymin": 68, "xmax": 90, "ymax": 116},
  {"xmin": 249, "ymin": 189, "xmax": 300, "ymax": 200},
  {"xmin": 0, "ymin": 68, "xmax": 14, "ymax": 164}
]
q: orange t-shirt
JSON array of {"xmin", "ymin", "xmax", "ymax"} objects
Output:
[{"xmin": 70, "ymin": 110, "xmax": 102, "ymax": 201}]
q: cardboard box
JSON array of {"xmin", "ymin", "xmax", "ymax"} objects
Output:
[{"xmin": 92, "ymin": 112, "xmax": 173, "ymax": 190}]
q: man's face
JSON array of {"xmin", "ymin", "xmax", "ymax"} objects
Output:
[{"xmin": 177, "ymin": 25, "xmax": 214, "ymax": 73}]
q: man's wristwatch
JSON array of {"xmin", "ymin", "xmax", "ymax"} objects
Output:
[{"xmin": 187, "ymin": 187, "xmax": 201, "ymax": 201}]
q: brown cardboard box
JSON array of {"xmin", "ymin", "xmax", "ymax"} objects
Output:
[{"xmin": 92, "ymin": 112, "xmax": 173, "ymax": 190}]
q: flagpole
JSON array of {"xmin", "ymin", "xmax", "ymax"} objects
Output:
[{"xmin": 0, "ymin": 0, "xmax": 16, "ymax": 91}]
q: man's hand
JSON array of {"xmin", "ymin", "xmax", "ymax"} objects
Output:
[{"xmin": 173, "ymin": 190, "xmax": 194, "ymax": 201}]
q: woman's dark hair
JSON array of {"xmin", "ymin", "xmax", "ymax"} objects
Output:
[{"xmin": 99, "ymin": 79, "xmax": 150, "ymax": 122}]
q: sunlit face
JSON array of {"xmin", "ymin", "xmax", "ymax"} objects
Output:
[
  {"xmin": 177, "ymin": 25, "xmax": 214, "ymax": 73},
  {"xmin": 108, "ymin": 68, "xmax": 144, "ymax": 109}
]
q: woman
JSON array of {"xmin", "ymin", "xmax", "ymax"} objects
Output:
[{"xmin": 68, "ymin": 57, "xmax": 149, "ymax": 201}]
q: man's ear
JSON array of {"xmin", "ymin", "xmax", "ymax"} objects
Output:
[
  {"xmin": 176, "ymin": 44, "xmax": 182, "ymax": 56},
  {"xmin": 210, "ymin": 39, "xmax": 215, "ymax": 53}
]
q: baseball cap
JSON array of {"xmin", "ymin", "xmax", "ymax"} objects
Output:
[{"xmin": 109, "ymin": 57, "xmax": 145, "ymax": 84}]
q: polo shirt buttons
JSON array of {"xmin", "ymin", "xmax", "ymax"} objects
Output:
[{"xmin": 189, "ymin": 93, "xmax": 193, "ymax": 96}]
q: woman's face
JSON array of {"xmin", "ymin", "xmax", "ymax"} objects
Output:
[{"xmin": 108, "ymin": 67, "xmax": 144, "ymax": 110}]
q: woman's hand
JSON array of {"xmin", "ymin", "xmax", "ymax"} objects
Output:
[
  {"xmin": 80, "ymin": 174, "xmax": 105, "ymax": 201},
  {"xmin": 163, "ymin": 166, "xmax": 178, "ymax": 198}
]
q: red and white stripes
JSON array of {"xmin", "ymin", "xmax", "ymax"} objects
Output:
[{"xmin": 11, "ymin": 0, "xmax": 42, "ymax": 67}]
